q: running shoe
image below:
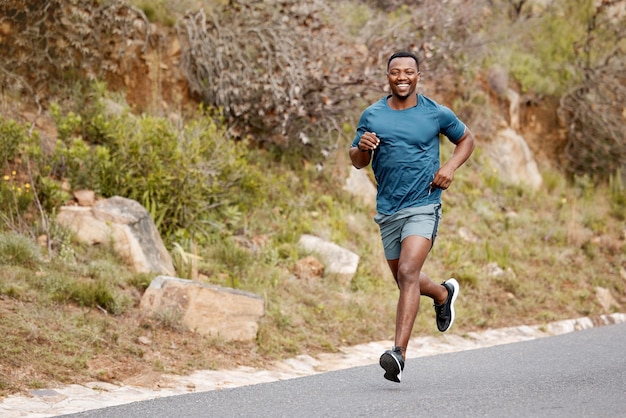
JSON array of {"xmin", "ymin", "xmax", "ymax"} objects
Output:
[
  {"xmin": 434, "ymin": 278, "xmax": 459, "ymax": 332},
  {"xmin": 379, "ymin": 347, "xmax": 404, "ymax": 383}
]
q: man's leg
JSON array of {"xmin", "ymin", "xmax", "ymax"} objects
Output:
[{"xmin": 387, "ymin": 235, "xmax": 448, "ymax": 356}]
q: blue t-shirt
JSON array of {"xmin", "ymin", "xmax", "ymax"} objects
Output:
[{"xmin": 352, "ymin": 94, "xmax": 466, "ymax": 215}]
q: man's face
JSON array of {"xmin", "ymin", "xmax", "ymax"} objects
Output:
[{"xmin": 387, "ymin": 57, "xmax": 420, "ymax": 100}]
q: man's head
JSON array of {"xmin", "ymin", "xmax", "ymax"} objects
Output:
[
  {"xmin": 387, "ymin": 51, "xmax": 419, "ymax": 72},
  {"xmin": 386, "ymin": 51, "xmax": 420, "ymax": 101}
]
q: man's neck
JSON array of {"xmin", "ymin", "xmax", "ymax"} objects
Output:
[{"xmin": 388, "ymin": 94, "xmax": 418, "ymax": 110}]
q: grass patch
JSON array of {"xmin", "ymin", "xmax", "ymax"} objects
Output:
[{"xmin": 1, "ymin": 126, "xmax": 625, "ymax": 399}]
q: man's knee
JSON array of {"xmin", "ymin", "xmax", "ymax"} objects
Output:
[{"xmin": 397, "ymin": 262, "xmax": 420, "ymax": 287}]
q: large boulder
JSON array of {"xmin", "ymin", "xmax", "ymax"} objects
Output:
[
  {"xmin": 57, "ymin": 196, "xmax": 175, "ymax": 275},
  {"xmin": 343, "ymin": 166, "xmax": 377, "ymax": 206},
  {"xmin": 483, "ymin": 128, "xmax": 543, "ymax": 190},
  {"xmin": 140, "ymin": 275, "xmax": 265, "ymax": 342},
  {"xmin": 297, "ymin": 234, "xmax": 359, "ymax": 283}
]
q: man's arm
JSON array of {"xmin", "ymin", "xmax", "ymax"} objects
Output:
[
  {"xmin": 349, "ymin": 146, "xmax": 372, "ymax": 169},
  {"xmin": 349, "ymin": 132, "xmax": 379, "ymax": 169},
  {"xmin": 431, "ymin": 128, "xmax": 475, "ymax": 190}
]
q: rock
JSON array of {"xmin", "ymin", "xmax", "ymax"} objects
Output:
[
  {"xmin": 458, "ymin": 226, "xmax": 480, "ymax": 243},
  {"xmin": 294, "ymin": 256, "xmax": 325, "ymax": 280},
  {"xmin": 37, "ymin": 234, "xmax": 48, "ymax": 247},
  {"xmin": 0, "ymin": 21, "xmax": 11, "ymax": 36},
  {"xmin": 101, "ymin": 98, "xmax": 127, "ymax": 117},
  {"xmin": 488, "ymin": 66, "xmax": 520, "ymax": 130},
  {"xmin": 72, "ymin": 189, "xmax": 96, "ymax": 207},
  {"xmin": 343, "ymin": 166, "xmax": 376, "ymax": 206},
  {"xmin": 297, "ymin": 234, "xmax": 359, "ymax": 282},
  {"xmin": 57, "ymin": 196, "xmax": 175, "ymax": 275},
  {"xmin": 485, "ymin": 262, "xmax": 505, "ymax": 277},
  {"xmin": 230, "ymin": 234, "xmax": 269, "ymax": 254},
  {"xmin": 595, "ymin": 287, "xmax": 618, "ymax": 311},
  {"xmin": 140, "ymin": 276, "xmax": 265, "ymax": 342},
  {"xmin": 137, "ymin": 336, "xmax": 152, "ymax": 345},
  {"xmin": 483, "ymin": 128, "xmax": 543, "ymax": 190}
]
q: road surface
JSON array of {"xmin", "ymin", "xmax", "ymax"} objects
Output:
[{"xmin": 65, "ymin": 322, "xmax": 626, "ymax": 417}]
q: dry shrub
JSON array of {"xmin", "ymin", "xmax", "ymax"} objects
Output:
[
  {"xmin": 176, "ymin": 0, "xmax": 375, "ymax": 152},
  {"xmin": 557, "ymin": 1, "xmax": 626, "ymax": 181},
  {"xmin": 558, "ymin": 61, "xmax": 626, "ymax": 180},
  {"xmin": 0, "ymin": 0, "xmax": 149, "ymax": 105}
]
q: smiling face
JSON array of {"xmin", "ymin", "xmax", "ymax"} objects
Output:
[{"xmin": 387, "ymin": 56, "xmax": 420, "ymax": 101}]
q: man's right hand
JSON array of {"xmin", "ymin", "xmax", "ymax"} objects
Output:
[
  {"xmin": 350, "ymin": 132, "xmax": 379, "ymax": 169},
  {"xmin": 358, "ymin": 132, "xmax": 380, "ymax": 152}
]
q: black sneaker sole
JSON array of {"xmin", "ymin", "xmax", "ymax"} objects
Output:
[
  {"xmin": 379, "ymin": 351, "xmax": 402, "ymax": 383},
  {"xmin": 443, "ymin": 278, "xmax": 459, "ymax": 332},
  {"xmin": 437, "ymin": 278, "xmax": 459, "ymax": 332}
]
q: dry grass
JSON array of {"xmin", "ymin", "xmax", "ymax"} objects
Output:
[{"xmin": 1, "ymin": 145, "xmax": 624, "ymax": 399}]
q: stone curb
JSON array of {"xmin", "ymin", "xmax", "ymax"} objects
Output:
[{"xmin": 1, "ymin": 313, "xmax": 624, "ymax": 417}]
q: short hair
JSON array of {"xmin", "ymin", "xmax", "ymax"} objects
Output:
[{"xmin": 387, "ymin": 51, "xmax": 420, "ymax": 72}]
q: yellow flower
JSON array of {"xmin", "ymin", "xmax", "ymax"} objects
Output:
[
  {"xmin": 2, "ymin": 175, "xmax": 8, "ymax": 181},
  {"xmin": 11, "ymin": 171, "xmax": 16, "ymax": 176},
  {"xmin": 25, "ymin": 183, "xmax": 30, "ymax": 188}
]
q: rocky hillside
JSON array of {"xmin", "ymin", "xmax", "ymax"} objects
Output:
[
  {"xmin": 0, "ymin": 0, "xmax": 586, "ymax": 165},
  {"xmin": 0, "ymin": 0, "xmax": 624, "ymax": 398}
]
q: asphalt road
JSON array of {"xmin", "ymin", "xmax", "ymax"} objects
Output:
[{"xmin": 64, "ymin": 322, "xmax": 626, "ymax": 418}]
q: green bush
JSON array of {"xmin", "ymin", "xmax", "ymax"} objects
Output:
[
  {"xmin": 0, "ymin": 233, "xmax": 42, "ymax": 268},
  {"xmin": 0, "ymin": 171, "xmax": 35, "ymax": 221},
  {"xmin": 66, "ymin": 280, "xmax": 125, "ymax": 315},
  {"xmin": 0, "ymin": 117, "xmax": 41, "ymax": 232},
  {"xmin": 47, "ymin": 91, "xmax": 266, "ymax": 243},
  {"xmin": 0, "ymin": 117, "xmax": 24, "ymax": 168}
]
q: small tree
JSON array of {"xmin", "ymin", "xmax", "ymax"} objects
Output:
[{"xmin": 558, "ymin": 0, "xmax": 626, "ymax": 180}]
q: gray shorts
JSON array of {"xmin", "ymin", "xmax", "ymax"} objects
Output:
[{"xmin": 374, "ymin": 204, "xmax": 442, "ymax": 260}]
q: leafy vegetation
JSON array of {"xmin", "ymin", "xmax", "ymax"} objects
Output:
[{"xmin": 0, "ymin": 0, "xmax": 624, "ymax": 399}]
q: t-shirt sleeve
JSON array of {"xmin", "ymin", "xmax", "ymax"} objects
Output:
[
  {"xmin": 351, "ymin": 111, "xmax": 369, "ymax": 148},
  {"xmin": 437, "ymin": 105, "xmax": 466, "ymax": 143}
]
